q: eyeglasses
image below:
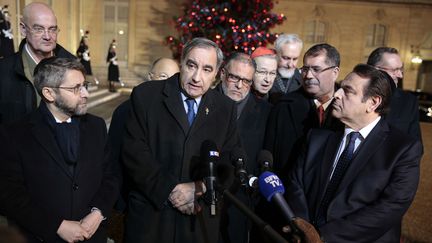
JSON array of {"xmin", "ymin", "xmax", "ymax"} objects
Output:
[
  {"xmin": 23, "ymin": 23, "xmax": 60, "ymax": 36},
  {"xmin": 51, "ymin": 81, "xmax": 90, "ymax": 94},
  {"xmin": 224, "ymin": 69, "xmax": 253, "ymax": 86},
  {"xmin": 301, "ymin": 65, "xmax": 337, "ymax": 76},
  {"xmin": 376, "ymin": 66, "xmax": 404, "ymax": 74},
  {"xmin": 255, "ymin": 70, "xmax": 277, "ymax": 78}
]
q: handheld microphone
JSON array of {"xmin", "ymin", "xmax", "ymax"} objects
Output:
[
  {"xmin": 257, "ymin": 150, "xmax": 273, "ymax": 173},
  {"xmin": 258, "ymin": 171, "xmax": 296, "ymax": 223},
  {"xmin": 230, "ymin": 148, "xmax": 248, "ymax": 186},
  {"xmin": 200, "ymin": 140, "xmax": 219, "ymax": 216}
]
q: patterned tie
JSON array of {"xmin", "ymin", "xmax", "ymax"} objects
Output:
[
  {"xmin": 316, "ymin": 132, "xmax": 361, "ymax": 226},
  {"xmin": 186, "ymin": 98, "xmax": 196, "ymax": 126},
  {"xmin": 317, "ymin": 105, "xmax": 325, "ymax": 126}
]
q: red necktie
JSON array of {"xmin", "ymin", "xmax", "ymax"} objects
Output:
[{"xmin": 317, "ymin": 105, "xmax": 325, "ymax": 126}]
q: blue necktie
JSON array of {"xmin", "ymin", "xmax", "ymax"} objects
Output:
[
  {"xmin": 186, "ymin": 98, "xmax": 195, "ymax": 126},
  {"xmin": 316, "ymin": 132, "xmax": 361, "ymax": 226}
]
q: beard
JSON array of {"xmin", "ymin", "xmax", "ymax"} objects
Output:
[
  {"xmin": 278, "ymin": 67, "xmax": 295, "ymax": 79},
  {"xmin": 54, "ymin": 96, "xmax": 87, "ymax": 117}
]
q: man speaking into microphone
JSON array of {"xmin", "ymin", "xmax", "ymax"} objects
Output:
[{"xmin": 122, "ymin": 38, "xmax": 240, "ymax": 243}]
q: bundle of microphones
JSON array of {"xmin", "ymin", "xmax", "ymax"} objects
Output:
[{"xmin": 199, "ymin": 140, "xmax": 305, "ymax": 243}]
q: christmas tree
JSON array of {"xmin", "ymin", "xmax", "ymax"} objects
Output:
[{"xmin": 166, "ymin": 0, "xmax": 286, "ymax": 59}]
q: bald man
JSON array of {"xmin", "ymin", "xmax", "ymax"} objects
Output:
[
  {"xmin": 0, "ymin": 2, "xmax": 75, "ymax": 124},
  {"xmin": 147, "ymin": 57, "xmax": 180, "ymax": 81}
]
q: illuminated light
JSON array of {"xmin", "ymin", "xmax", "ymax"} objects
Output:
[
  {"xmin": 189, "ymin": 23, "xmax": 193, "ymax": 27},
  {"xmin": 235, "ymin": 46, "xmax": 238, "ymax": 49},
  {"xmin": 118, "ymin": 30, "xmax": 124, "ymax": 35},
  {"xmin": 411, "ymin": 55, "xmax": 423, "ymax": 64},
  {"xmin": 224, "ymin": 8, "xmax": 228, "ymax": 12},
  {"xmin": 207, "ymin": 16, "xmax": 212, "ymax": 20},
  {"xmin": 248, "ymin": 34, "xmax": 252, "ymax": 38},
  {"xmin": 251, "ymin": 47, "xmax": 255, "ymax": 50},
  {"xmin": 281, "ymin": 14, "xmax": 284, "ymax": 17},
  {"xmin": 241, "ymin": 29, "xmax": 245, "ymax": 33},
  {"xmin": 191, "ymin": 12, "xmax": 196, "ymax": 16},
  {"xmin": 212, "ymin": 8, "xmax": 215, "ymax": 12},
  {"xmin": 216, "ymin": 34, "xmax": 221, "ymax": 39}
]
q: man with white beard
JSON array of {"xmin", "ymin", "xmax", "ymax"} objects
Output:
[{"xmin": 268, "ymin": 34, "xmax": 303, "ymax": 103}]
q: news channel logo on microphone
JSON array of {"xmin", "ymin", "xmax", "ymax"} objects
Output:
[{"xmin": 258, "ymin": 171, "xmax": 285, "ymax": 202}]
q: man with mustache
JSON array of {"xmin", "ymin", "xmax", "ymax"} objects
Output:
[
  {"xmin": 0, "ymin": 2, "xmax": 75, "ymax": 124},
  {"xmin": 0, "ymin": 57, "xmax": 120, "ymax": 243},
  {"xmin": 268, "ymin": 34, "xmax": 303, "ymax": 103},
  {"xmin": 265, "ymin": 43, "xmax": 344, "ymax": 174},
  {"xmin": 286, "ymin": 64, "xmax": 422, "ymax": 242}
]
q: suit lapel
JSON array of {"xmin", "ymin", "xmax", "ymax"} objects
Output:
[
  {"xmin": 30, "ymin": 111, "xmax": 73, "ymax": 179},
  {"xmin": 163, "ymin": 77, "xmax": 189, "ymax": 135},
  {"xmin": 335, "ymin": 120, "xmax": 388, "ymax": 194},
  {"xmin": 189, "ymin": 91, "xmax": 216, "ymax": 136}
]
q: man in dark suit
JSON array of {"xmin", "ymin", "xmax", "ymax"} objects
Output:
[
  {"xmin": 216, "ymin": 52, "xmax": 272, "ymax": 243},
  {"xmin": 269, "ymin": 33, "xmax": 303, "ymax": 104},
  {"xmin": 0, "ymin": 2, "xmax": 75, "ymax": 124},
  {"xmin": 367, "ymin": 47, "xmax": 422, "ymax": 143},
  {"xmin": 122, "ymin": 38, "xmax": 240, "ymax": 243},
  {"xmin": 0, "ymin": 57, "xmax": 120, "ymax": 243},
  {"xmin": 287, "ymin": 64, "xmax": 422, "ymax": 242},
  {"xmin": 265, "ymin": 43, "xmax": 344, "ymax": 174}
]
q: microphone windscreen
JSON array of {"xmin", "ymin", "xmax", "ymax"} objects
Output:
[
  {"xmin": 258, "ymin": 171, "xmax": 285, "ymax": 202},
  {"xmin": 200, "ymin": 140, "xmax": 219, "ymax": 162},
  {"xmin": 257, "ymin": 150, "xmax": 273, "ymax": 170},
  {"xmin": 230, "ymin": 147, "xmax": 248, "ymax": 165}
]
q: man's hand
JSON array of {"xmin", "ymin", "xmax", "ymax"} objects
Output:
[
  {"xmin": 80, "ymin": 210, "xmax": 104, "ymax": 239},
  {"xmin": 169, "ymin": 182, "xmax": 197, "ymax": 213},
  {"xmin": 282, "ymin": 218, "xmax": 323, "ymax": 243},
  {"xmin": 57, "ymin": 220, "xmax": 89, "ymax": 243}
]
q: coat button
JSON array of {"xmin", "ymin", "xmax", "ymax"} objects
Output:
[{"xmin": 73, "ymin": 184, "xmax": 79, "ymax": 190}]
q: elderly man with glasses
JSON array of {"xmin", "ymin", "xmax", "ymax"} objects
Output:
[
  {"xmin": 0, "ymin": 57, "xmax": 120, "ymax": 243},
  {"xmin": 215, "ymin": 52, "xmax": 272, "ymax": 243},
  {"xmin": 0, "ymin": 2, "xmax": 75, "ymax": 125}
]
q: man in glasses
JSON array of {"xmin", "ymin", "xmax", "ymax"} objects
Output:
[
  {"xmin": 0, "ymin": 2, "xmax": 75, "ymax": 124},
  {"xmin": 216, "ymin": 52, "xmax": 271, "ymax": 243},
  {"xmin": 0, "ymin": 57, "xmax": 120, "ymax": 243},
  {"xmin": 367, "ymin": 47, "xmax": 422, "ymax": 144},
  {"xmin": 265, "ymin": 43, "xmax": 344, "ymax": 175}
]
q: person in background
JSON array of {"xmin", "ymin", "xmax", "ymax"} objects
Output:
[
  {"xmin": 269, "ymin": 33, "xmax": 303, "ymax": 103},
  {"xmin": 76, "ymin": 30, "xmax": 92, "ymax": 76},
  {"xmin": 367, "ymin": 47, "xmax": 422, "ymax": 145},
  {"xmin": 250, "ymin": 47, "xmax": 278, "ymax": 101},
  {"xmin": 147, "ymin": 57, "xmax": 180, "ymax": 81},
  {"xmin": 0, "ymin": 2, "xmax": 75, "ymax": 124},
  {"xmin": 107, "ymin": 39, "xmax": 120, "ymax": 92}
]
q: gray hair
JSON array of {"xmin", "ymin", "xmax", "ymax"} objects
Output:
[
  {"xmin": 274, "ymin": 34, "xmax": 303, "ymax": 53},
  {"xmin": 225, "ymin": 52, "xmax": 256, "ymax": 71},
  {"xmin": 33, "ymin": 57, "xmax": 86, "ymax": 96},
  {"xmin": 181, "ymin": 37, "xmax": 224, "ymax": 70}
]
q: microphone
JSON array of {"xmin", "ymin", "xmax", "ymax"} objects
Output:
[
  {"xmin": 258, "ymin": 171, "xmax": 295, "ymax": 223},
  {"xmin": 230, "ymin": 147, "xmax": 248, "ymax": 186},
  {"xmin": 200, "ymin": 140, "xmax": 219, "ymax": 216},
  {"xmin": 257, "ymin": 150, "xmax": 273, "ymax": 173}
]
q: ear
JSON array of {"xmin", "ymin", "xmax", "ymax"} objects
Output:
[
  {"xmin": 367, "ymin": 95, "xmax": 382, "ymax": 113},
  {"xmin": 19, "ymin": 21, "xmax": 27, "ymax": 37},
  {"xmin": 332, "ymin": 66, "xmax": 340, "ymax": 77},
  {"xmin": 41, "ymin": 87, "xmax": 56, "ymax": 103}
]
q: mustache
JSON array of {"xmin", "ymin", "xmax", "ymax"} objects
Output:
[{"xmin": 303, "ymin": 79, "xmax": 320, "ymax": 86}]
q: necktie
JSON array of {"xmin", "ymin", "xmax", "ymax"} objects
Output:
[
  {"xmin": 316, "ymin": 132, "xmax": 361, "ymax": 226},
  {"xmin": 186, "ymin": 98, "xmax": 195, "ymax": 126},
  {"xmin": 317, "ymin": 105, "xmax": 325, "ymax": 126}
]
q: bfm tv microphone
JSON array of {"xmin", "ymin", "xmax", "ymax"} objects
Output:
[
  {"xmin": 200, "ymin": 140, "xmax": 219, "ymax": 216},
  {"xmin": 258, "ymin": 171, "xmax": 296, "ymax": 223}
]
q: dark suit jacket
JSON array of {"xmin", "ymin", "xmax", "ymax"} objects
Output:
[
  {"xmin": 264, "ymin": 88, "xmax": 343, "ymax": 174},
  {"xmin": 0, "ymin": 106, "xmax": 120, "ymax": 243},
  {"xmin": 287, "ymin": 120, "xmax": 422, "ymax": 243},
  {"xmin": 0, "ymin": 39, "xmax": 75, "ymax": 124},
  {"xmin": 385, "ymin": 88, "xmax": 422, "ymax": 143},
  {"xmin": 122, "ymin": 74, "xmax": 240, "ymax": 243}
]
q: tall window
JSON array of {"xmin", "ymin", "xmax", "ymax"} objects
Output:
[
  {"xmin": 366, "ymin": 24, "xmax": 387, "ymax": 47},
  {"xmin": 104, "ymin": 0, "xmax": 129, "ymax": 67},
  {"xmin": 305, "ymin": 20, "xmax": 327, "ymax": 43}
]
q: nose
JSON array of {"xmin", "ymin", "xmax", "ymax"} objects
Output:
[
  {"xmin": 81, "ymin": 87, "xmax": 89, "ymax": 98},
  {"xmin": 334, "ymin": 88, "xmax": 343, "ymax": 99},
  {"xmin": 303, "ymin": 68, "xmax": 314, "ymax": 79},
  {"xmin": 395, "ymin": 69, "xmax": 403, "ymax": 79},
  {"xmin": 191, "ymin": 69, "xmax": 201, "ymax": 83},
  {"xmin": 235, "ymin": 80, "xmax": 243, "ymax": 89}
]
